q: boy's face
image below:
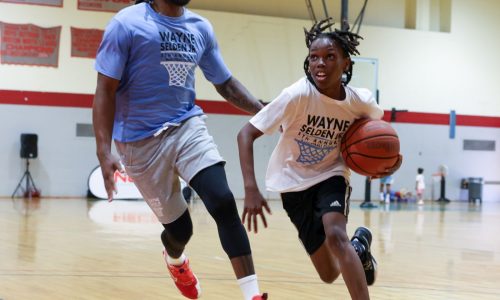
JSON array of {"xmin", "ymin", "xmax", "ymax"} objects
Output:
[{"xmin": 308, "ymin": 37, "xmax": 350, "ymax": 91}]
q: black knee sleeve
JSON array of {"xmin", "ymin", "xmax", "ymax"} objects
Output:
[
  {"xmin": 191, "ymin": 163, "xmax": 251, "ymax": 258},
  {"xmin": 161, "ymin": 209, "xmax": 193, "ymax": 257}
]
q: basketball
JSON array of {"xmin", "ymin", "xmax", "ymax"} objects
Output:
[{"xmin": 341, "ymin": 118, "xmax": 400, "ymax": 177}]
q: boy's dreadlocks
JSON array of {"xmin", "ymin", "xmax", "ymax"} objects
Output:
[{"xmin": 303, "ymin": 18, "xmax": 362, "ymax": 86}]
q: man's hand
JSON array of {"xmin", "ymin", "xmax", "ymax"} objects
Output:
[
  {"xmin": 241, "ymin": 188, "xmax": 272, "ymax": 233},
  {"xmin": 98, "ymin": 153, "xmax": 124, "ymax": 202},
  {"xmin": 93, "ymin": 73, "xmax": 121, "ymax": 201}
]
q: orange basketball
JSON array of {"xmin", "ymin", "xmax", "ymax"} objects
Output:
[{"xmin": 341, "ymin": 118, "xmax": 400, "ymax": 177}]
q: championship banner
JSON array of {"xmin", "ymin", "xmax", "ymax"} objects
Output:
[
  {"xmin": 0, "ymin": 0, "xmax": 62, "ymax": 6},
  {"xmin": 71, "ymin": 27, "xmax": 103, "ymax": 58},
  {"xmin": 77, "ymin": 0, "xmax": 131, "ymax": 12},
  {"xmin": 0, "ymin": 22, "xmax": 61, "ymax": 67}
]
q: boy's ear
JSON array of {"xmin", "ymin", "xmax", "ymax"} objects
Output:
[{"xmin": 344, "ymin": 57, "xmax": 352, "ymax": 72}]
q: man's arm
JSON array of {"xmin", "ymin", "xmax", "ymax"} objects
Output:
[
  {"xmin": 93, "ymin": 73, "xmax": 123, "ymax": 201},
  {"xmin": 214, "ymin": 76, "xmax": 264, "ymax": 115}
]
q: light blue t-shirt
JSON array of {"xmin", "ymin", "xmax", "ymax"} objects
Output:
[{"xmin": 95, "ymin": 3, "xmax": 232, "ymax": 142}]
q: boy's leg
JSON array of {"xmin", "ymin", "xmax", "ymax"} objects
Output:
[
  {"xmin": 282, "ymin": 176, "xmax": 368, "ymax": 299},
  {"xmin": 379, "ymin": 182, "xmax": 385, "ymax": 202},
  {"xmin": 417, "ymin": 189, "xmax": 424, "ymax": 204},
  {"xmin": 385, "ymin": 183, "xmax": 391, "ymax": 203},
  {"xmin": 322, "ymin": 213, "xmax": 370, "ymax": 300},
  {"xmin": 351, "ymin": 227, "xmax": 378, "ymax": 285},
  {"xmin": 309, "ymin": 242, "xmax": 341, "ymax": 283},
  {"xmin": 281, "ymin": 185, "xmax": 341, "ymax": 284},
  {"xmin": 190, "ymin": 163, "xmax": 265, "ymax": 300},
  {"xmin": 315, "ymin": 176, "xmax": 369, "ymax": 299}
]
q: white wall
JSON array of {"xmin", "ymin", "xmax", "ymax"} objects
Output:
[
  {"xmin": 205, "ymin": 115, "xmax": 500, "ymax": 202},
  {"xmin": 1, "ymin": 0, "xmax": 499, "ymax": 198},
  {"xmin": 1, "ymin": 105, "xmax": 97, "ymax": 197},
  {"xmin": 195, "ymin": 0, "xmax": 500, "ymax": 116}
]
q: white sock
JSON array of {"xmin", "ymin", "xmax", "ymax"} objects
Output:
[
  {"xmin": 237, "ymin": 274, "xmax": 260, "ymax": 300},
  {"xmin": 166, "ymin": 253, "xmax": 186, "ymax": 266},
  {"xmin": 379, "ymin": 192, "xmax": 385, "ymax": 201}
]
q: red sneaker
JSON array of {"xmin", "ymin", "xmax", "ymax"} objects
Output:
[
  {"xmin": 163, "ymin": 251, "xmax": 201, "ymax": 299},
  {"xmin": 252, "ymin": 293, "xmax": 268, "ymax": 300}
]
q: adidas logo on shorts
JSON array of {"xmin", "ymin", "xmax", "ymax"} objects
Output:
[{"xmin": 330, "ymin": 200, "xmax": 342, "ymax": 207}]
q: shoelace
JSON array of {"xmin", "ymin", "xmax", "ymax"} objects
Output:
[
  {"xmin": 363, "ymin": 257, "xmax": 373, "ymax": 270},
  {"xmin": 169, "ymin": 265, "xmax": 195, "ymax": 285},
  {"xmin": 352, "ymin": 238, "xmax": 367, "ymax": 261}
]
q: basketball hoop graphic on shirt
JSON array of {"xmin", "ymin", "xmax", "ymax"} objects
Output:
[
  {"xmin": 295, "ymin": 139, "xmax": 335, "ymax": 165},
  {"xmin": 161, "ymin": 51, "xmax": 196, "ymax": 87}
]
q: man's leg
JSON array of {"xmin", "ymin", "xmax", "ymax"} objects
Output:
[
  {"xmin": 161, "ymin": 209, "xmax": 193, "ymax": 258},
  {"xmin": 161, "ymin": 210, "xmax": 201, "ymax": 299},
  {"xmin": 116, "ymin": 136, "xmax": 200, "ymax": 299},
  {"xmin": 190, "ymin": 163, "xmax": 266, "ymax": 300}
]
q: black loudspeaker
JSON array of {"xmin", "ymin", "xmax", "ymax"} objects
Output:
[{"xmin": 20, "ymin": 133, "xmax": 38, "ymax": 159}]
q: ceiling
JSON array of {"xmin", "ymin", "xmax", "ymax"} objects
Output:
[{"xmin": 188, "ymin": 0, "xmax": 408, "ymax": 29}]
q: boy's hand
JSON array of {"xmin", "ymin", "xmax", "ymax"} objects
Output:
[
  {"xmin": 371, "ymin": 154, "xmax": 403, "ymax": 179},
  {"xmin": 242, "ymin": 188, "xmax": 272, "ymax": 233}
]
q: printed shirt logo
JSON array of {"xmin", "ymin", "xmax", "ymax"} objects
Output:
[
  {"xmin": 295, "ymin": 114, "xmax": 350, "ymax": 165},
  {"xmin": 159, "ymin": 30, "xmax": 197, "ymax": 87}
]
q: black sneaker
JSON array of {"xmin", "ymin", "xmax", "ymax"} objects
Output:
[{"xmin": 351, "ymin": 226, "xmax": 377, "ymax": 285}]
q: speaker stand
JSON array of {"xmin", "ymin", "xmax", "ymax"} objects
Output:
[
  {"xmin": 12, "ymin": 159, "xmax": 39, "ymax": 199},
  {"xmin": 436, "ymin": 175, "xmax": 450, "ymax": 203},
  {"xmin": 360, "ymin": 176, "xmax": 378, "ymax": 208}
]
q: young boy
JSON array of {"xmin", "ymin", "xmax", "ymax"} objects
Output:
[
  {"xmin": 238, "ymin": 18, "xmax": 401, "ymax": 299},
  {"xmin": 379, "ymin": 175, "xmax": 394, "ymax": 203},
  {"xmin": 416, "ymin": 168, "xmax": 426, "ymax": 205}
]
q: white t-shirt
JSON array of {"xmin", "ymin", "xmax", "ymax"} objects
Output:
[
  {"xmin": 250, "ymin": 77, "xmax": 384, "ymax": 193},
  {"xmin": 416, "ymin": 174, "xmax": 425, "ymax": 190}
]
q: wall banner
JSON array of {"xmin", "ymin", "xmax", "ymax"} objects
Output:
[
  {"xmin": 0, "ymin": 0, "xmax": 62, "ymax": 6},
  {"xmin": 77, "ymin": 0, "xmax": 131, "ymax": 12},
  {"xmin": 71, "ymin": 27, "xmax": 103, "ymax": 58},
  {"xmin": 0, "ymin": 22, "xmax": 61, "ymax": 67}
]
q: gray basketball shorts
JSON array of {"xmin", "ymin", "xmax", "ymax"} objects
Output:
[{"xmin": 115, "ymin": 115, "xmax": 224, "ymax": 224}]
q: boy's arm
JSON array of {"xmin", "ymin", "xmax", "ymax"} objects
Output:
[{"xmin": 237, "ymin": 122, "xmax": 271, "ymax": 233}]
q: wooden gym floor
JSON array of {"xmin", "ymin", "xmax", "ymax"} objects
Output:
[{"xmin": 1, "ymin": 197, "xmax": 499, "ymax": 300}]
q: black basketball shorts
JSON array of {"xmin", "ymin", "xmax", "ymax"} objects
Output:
[{"xmin": 281, "ymin": 175, "xmax": 351, "ymax": 255}]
